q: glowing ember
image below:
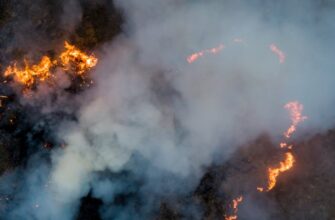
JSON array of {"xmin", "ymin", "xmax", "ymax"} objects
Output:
[
  {"xmin": 279, "ymin": 142, "xmax": 287, "ymax": 148},
  {"xmin": 60, "ymin": 41, "xmax": 98, "ymax": 74},
  {"xmin": 187, "ymin": 44, "xmax": 224, "ymax": 63},
  {"xmin": 279, "ymin": 142, "xmax": 292, "ymax": 149},
  {"xmin": 270, "ymin": 44, "xmax": 285, "ymax": 64},
  {"xmin": 4, "ymin": 56, "xmax": 55, "ymax": 87},
  {"xmin": 224, "ymin": 196, "xmax": 243, "ymax": 220}
]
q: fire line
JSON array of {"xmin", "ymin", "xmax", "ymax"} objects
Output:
[
  {"xmin": 3, "ymin": 41, "xmax": 98, "ymax": 88},
  {"xmin": 224, "ymin": 196, "xmax": 243, "ymax": 220},
  {"xmin": 187, "ymin": 44, "xmax": 224, "ymax": 63},
  {"xmin": 257, "ymin": 101, "xmax": 307, "ymax": 192}
]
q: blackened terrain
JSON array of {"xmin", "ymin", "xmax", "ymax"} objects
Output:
[{"xmin": 0, "ymin": 1, "xmax": 335, "ymax": 219}]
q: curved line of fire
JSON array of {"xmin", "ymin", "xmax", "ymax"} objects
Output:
[
  {"xmin": 186, "ymin": 41, "xmax": 306, "ymax": 220},
  {"xmin": 1, "ymin": 40, "xmax": 304, "ymax": 220}
]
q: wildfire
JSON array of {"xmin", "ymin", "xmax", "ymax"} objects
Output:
[
  {"xmin": 270, "ymin": 44, "xmax": 285, "ymax": 64},
  {"xmin": 224, "ymin": 196, "xmax": 243, "ymax": 220},
  {"xmin": 279, "ymin": 142, "xmax": 292, "ymax": 149},
  {"xmin": 257, "ymin": 101, "xmax": 306, "ymax": 192},
  {"xmin": 187, "ymin": 44, "xmax": 224, "ymax": 63},
  {"xmin": 186, "ymin": 41, "xmax": 300, "ymax": 217},
  {"xmin": 257, "ymin": 152, "xmax": 295, "ymax": 192},
  {"xmin": 283, "ymin": 101, "xmax": 307, "ymax": 139},
  {"xmin": 3, "ymin": 41, "xmax": 98, "ymax": 87},
  {"xmin": 4, "ymin": 56, "xmax": 55, "ymax": 87},
  {"xmin": 60, "ymin": 41, "xmax": 98, "ymax": 75}
]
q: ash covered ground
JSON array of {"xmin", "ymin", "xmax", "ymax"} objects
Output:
[{"xmin": 0, "ymin": 0, "xmax": 335, "ymax": 219}]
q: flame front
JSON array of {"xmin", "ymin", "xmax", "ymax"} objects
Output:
[
  {"xmin": 265, "ymin": 152, "xmax": 295, "ymax": 191},
  {"xmin": 187, "ymin": 44, "xmax": 224, "ymax": 63},
  {"xmin": 257, "ymin": 101, "xmax": 306, "ymax": 192},
  {"xmin": 4, "ymin": 56, "xmax": 54, "ymax": 87},
  {"xmin": 224, "ymin": 196, "xmax": 243, "ymax": 220},
  {"xmin": 3, "ymin": 41, "xmax": 98, "ymax": 87},
  {"xmin": 60, "ymin": 41, "xmax": 98, "ymax": 75}
]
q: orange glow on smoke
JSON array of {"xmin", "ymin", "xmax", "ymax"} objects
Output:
[
  {"xmin": 224, "ymin": 196, "xmax": 243, "ymax": 220},
  {"xmin": 267, "ymin": 152, "xmax": 295, "ymax": 191},
  {"xmin": 283, "ymin": 101, "xmax": 307, "ymax": 139},
  {"xmin": 270, "ymin": 44, "xmax": 285, "ymax": 64},
  {"xmin": 60, "ymin": 41, "xmax": 98, "ymax": 75},
  {"xmin": 3, "ymin": 41, "xmax": 98, "ymax": 87},
  {"xmin": 187, "ymin": 44, "xmax": 224, "ymax": 63},
  {"xmin": 257, "ymin": 101, "xmax": 306, "ymax": 192}
]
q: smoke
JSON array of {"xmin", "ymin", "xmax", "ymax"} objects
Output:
[
  {"xmin": 1, "ymin": 0, "xmax": 335, "ymax": 219},
  {"xmin": 60, "ymin": 0, "xmax": 83, "ymax": 34}
]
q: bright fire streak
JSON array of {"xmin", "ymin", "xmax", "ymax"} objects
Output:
[
  {"xmin": 257, "ymin": 101, "xmax": 306, "ymax": 192},
  {"xmin": 60, "ymin": 41, "xmax": 98, "ymax": 75},
  {"xmin": 3, "ymin": 41, "xmax": 98, "ymax": 87},
  {"xmin": 280, "ymin": 142, "xmax": 292, "ymax": 149},
  {"xmin": 224, "ymin": 196, "xmax": 243, "ymax": 220},
  {"xmin": 187, "ymin": 44, "xmax": 224, "ymax": 63},
  {"xmin": 283, "ymin": 101, "xmax": 307, "ymax": 139},
  {"xmin": 4, "ymin": 56, "xmax": 55, "ymax": 87},
  {"xmin": 257, "ymin": 152, "xmax": 295, "ymax": 192},
  {"xmin": 270, "ymin": 44, "xmax": 285, "ymax": 64}
]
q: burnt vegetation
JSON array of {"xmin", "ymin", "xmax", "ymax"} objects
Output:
[{"xmin": 0, "ymin": 1, "xmax": 334, "ymax": 220}]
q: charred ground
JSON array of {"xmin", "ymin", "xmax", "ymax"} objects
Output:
[{"xmin": 0, "ymin": 1, "xmax": 334, "ymax": 220}]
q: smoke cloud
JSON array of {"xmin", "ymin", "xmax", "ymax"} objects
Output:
[{"xmin": 1, "ymin": 0, "xmax": 335, "ymax": 219}]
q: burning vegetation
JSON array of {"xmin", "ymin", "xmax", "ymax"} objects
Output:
[
  {"xmin": 0, "ymin": 1, "xmax": 335, "ymax": 220},
  {"xmin": 257, "ymin": 101, "xmax": 307, "ymax": 192},
  {"xmin": 60, "ymin": 41, "xmax": 98, "ymax": 75},
  {"xmin": 187, "ymin": 41, "xmax": 286, "ymax": 64},
  {"xmin": 4, "ymin": 56, "xmax": 55, "ymax": 87},
  {"xmin": 3, "ymin": 41, "xmax": 98, "ymax": 88},
  {"xmin": 224, "ymin": 196, "xmax": 243, "ymax": 220},
  {"xmin": 187, "ymin": 44, "xmax": 225, "ymax": 63}
]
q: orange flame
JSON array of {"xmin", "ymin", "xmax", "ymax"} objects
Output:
[
  {"xmin": 270, "ymin": 44, "xmax": 285, "ymax": 64},
  {"xmin": 224, "ymin": 196, "xmax": 243, "ymax": 220},
  {"xmin": 257, "ymin": 152, "xmax": 295, "ymax": 192},
  {"xmin": 4, "ymin": 56, "xmax": 55, "ymax": 87},
  {"xmin": 60, "ymin": 41, "xmax": 98, "ymax": 75},
  {"xmin": 257, "ymin": 101, "xmax": 306, "ymax": 192},
  {"xmin": 283, "ymin": 101, "xmax": 307, "ymax": 139},
  {"xmin": 3, "ymin": 41, "xmax": 98, "ymax": 87},
  {"xmin": 187, "ymin": 44, "xmax": 224, "ymax": 63},
  {"xmin": 267, "ymin": 152, "xmax": 295, "ymax": 191},
  {"xmin": 279, "ymin": 142, "xmax": 292, "ymax": 149}
]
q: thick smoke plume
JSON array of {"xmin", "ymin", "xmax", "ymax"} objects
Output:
[{"xmin": 1, "ymin": 0, "xmax": 335, "ymax": 219}]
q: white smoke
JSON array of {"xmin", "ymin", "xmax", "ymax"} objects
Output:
[
  {"xmin": 2, "ymin": 0, "xmax": 335, "ymax": 219},
  {"xmin": 60, "ymin": 0, "xmax": 83, "ymax": 33}
]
